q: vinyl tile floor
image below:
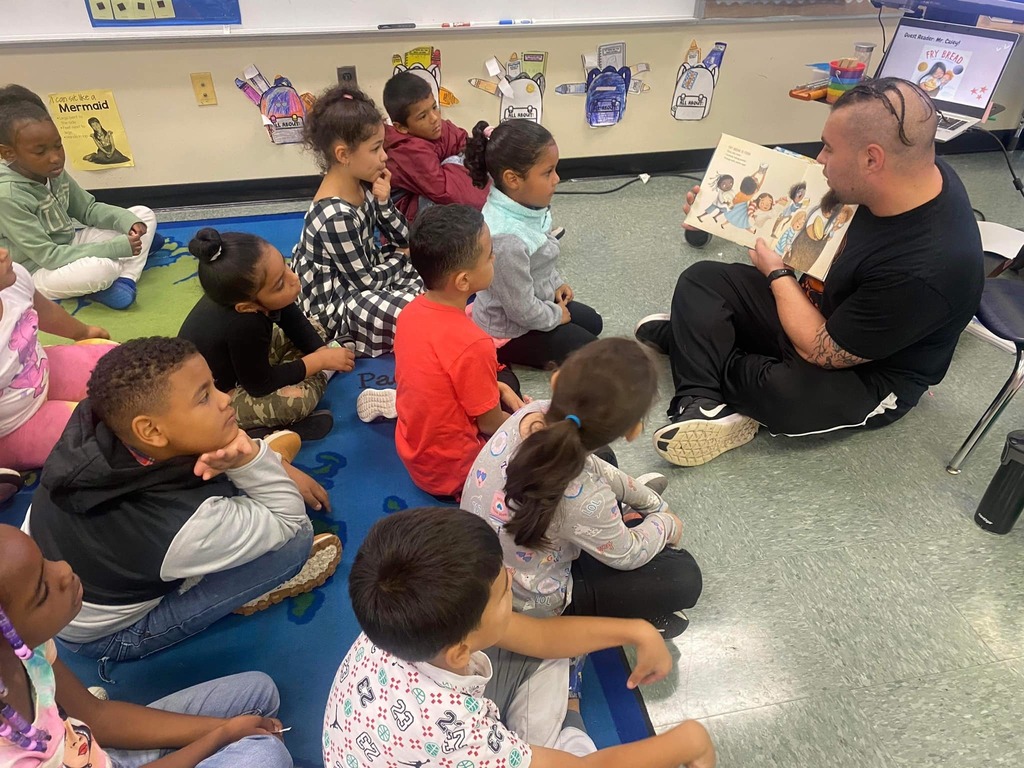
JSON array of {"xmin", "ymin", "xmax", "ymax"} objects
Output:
[{"xmin": 162, "ymin": 148, "xmax": 1024, "ymax": 767}]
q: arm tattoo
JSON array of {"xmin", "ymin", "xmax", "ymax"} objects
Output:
[{"xmin": 810, "ymin": 326, "xmax": 869, "ymax": 370}]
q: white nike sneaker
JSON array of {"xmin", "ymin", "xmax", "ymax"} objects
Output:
[{"xmin": 653, "ymin": 398, "xmax": 758, "ymax": 467}]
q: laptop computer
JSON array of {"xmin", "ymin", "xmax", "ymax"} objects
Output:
[{"xmin": 874, "ymin": 17, "xmax": 1018, "ymax": 142}]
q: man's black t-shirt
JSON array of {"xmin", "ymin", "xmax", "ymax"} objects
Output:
[
  {"xmin": 821, "ymin": 159, "xmax": 984, "ymax": 405},
  {"xmin": 179, "ymin": 296, "xmax": 325, "ymax": 398}
]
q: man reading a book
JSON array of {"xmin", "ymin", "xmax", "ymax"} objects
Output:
[{"xmin": 636, "ymin": 77, "xmax": 985, "ymax": 467}]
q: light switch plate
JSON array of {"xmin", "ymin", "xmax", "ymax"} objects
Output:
[
  {"xmin": 190, "ymin": 72, "xmax": 218, "ymax": 106},
  {"xmin": 337, "ymin": 66, "xmax": 358, "ymax": 89}
]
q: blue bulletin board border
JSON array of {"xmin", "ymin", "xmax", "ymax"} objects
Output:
[{"xmin": 85, "ymin": 0, "xmax": 241, "ymax": 27}]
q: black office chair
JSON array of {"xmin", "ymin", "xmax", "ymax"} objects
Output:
[{"xmin": 947, "ymin": 222, "xmax": 1024, "ymax": 474}]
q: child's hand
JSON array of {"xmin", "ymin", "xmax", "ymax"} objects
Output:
[
  {"xmin": 315, "ymin": 346, "xmax": 355, "ymax": 374},
  {"xmin": 665, "ymin": 511, "xmax": 685, "ymax": 547},
  {"xmin": 372, "ymin": 168, "xmax": 392, "ymax": 203},
  {"xmin": 283, "ymin": 461, "xmax": 331, "ymax": 512},
  {"xmin": 627, "ymin": 622, "xmax": 672, "ymax": 689},
  {"xmin": 497, "ymin": 382, "xmax": 525, "ymax": 412},
  {"xmin": 682, "ymin": 184, "xmax": 701, "ymax": 229},
  {"xmin": 558, "ymin": 300, "xmax": 571, "ymax": 325},
  {"xmin": 194, "ymin": 430, "xmax": 256, "ymax": 480},
  {"xmin": 73, "ymin": 324, "xmax": 110, "ymax": 341},
  {"xmin": 555, "ymin": 283, "xmax": 574, "ymax": 304},
  {"xmin": 127, "ymin": 231, "xmax": 144, "ymax": 256},
  {"xmin": 129, "ymin": 222, "xmax": 148, "ymax": 237},
  {"xmin": 215, "ymin": 715, "xmax": 284, "ymax": 744}
]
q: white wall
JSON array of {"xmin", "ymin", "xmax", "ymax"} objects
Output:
[{"xmin": 3, "ymin": 19, "xmax": 1022, "ymax": 189}]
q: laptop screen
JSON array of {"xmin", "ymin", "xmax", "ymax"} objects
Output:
[{"xmin": 876, "ymin": 17, "xmax": 1018, "ymax": 119}]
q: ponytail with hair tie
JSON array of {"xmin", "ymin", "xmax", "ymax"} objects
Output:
[{"xmin": 503, "ymin": 339, "xmax": 660, "ymax": 550}]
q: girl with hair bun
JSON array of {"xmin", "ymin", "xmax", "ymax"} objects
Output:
[
  {"xmin": 462, "ymin": 119, "xmax": 601, "ymax": 369},
  {"xmin": 179, "ymin": 227, "xmax": 354, "ymax": 443},
  {"xmin": 462, "ymin": 338, "xmax": 703, "ymax": 639},
  {"xmin": 291, "ymin": 86, "xmax": 423, "ymax": 358}
]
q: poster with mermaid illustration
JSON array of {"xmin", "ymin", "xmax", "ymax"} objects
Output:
[
  {"xmin": 684, "ymin": 134, "xmax": 856, "ymax": 281},
  {"xmin": 48, "ymin": 90, "xmax": 134, "ymax": 171}
]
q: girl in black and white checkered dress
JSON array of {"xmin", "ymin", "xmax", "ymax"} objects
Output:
[{"xmin": 293, "ymin": 86, "xmax": 423, "ymax": 358}]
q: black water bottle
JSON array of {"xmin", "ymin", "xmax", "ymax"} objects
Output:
[{"xmin": 974, "ymin": 430, "xmax": 1024, "ymax": 534}]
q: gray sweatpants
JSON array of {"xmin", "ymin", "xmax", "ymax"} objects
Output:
[{"xmin": 484, "ymin": 648, "xmax": 596, "ymax": 756}]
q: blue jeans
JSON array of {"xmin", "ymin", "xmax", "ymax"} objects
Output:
[
  {"xmin": 106, "ymin": 671, "xmax": 293, "ymax": 768},
  {"xmin": 62, "ymin": 521, "xmax": 313, "ymax": 664}
]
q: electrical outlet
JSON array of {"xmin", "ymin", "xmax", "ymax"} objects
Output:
[
  {"xmin": 190, "ymin": 72, "xmax": 218, "ymax": 106},
  {"xmin": 337, "ymin": 66, "xmax": 359, "ymax": 89}
]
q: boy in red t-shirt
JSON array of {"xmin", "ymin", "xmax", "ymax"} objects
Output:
[
  {"xmin": 382, "ymin": 204, "xmax": 524, "ymax": 500},
  {"xmin": 382, "ymin": 72, "xmax": 490, "ymax": 222}
]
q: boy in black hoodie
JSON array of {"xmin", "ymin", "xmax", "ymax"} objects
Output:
[{"xmin": 23, "ymin": 337, "xmax": 342, "ymax": 661}]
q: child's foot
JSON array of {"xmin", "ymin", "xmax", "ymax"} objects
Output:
[
  {"xmin": 650, "ymin": 610, "xmax": 690, "ymax": 639},
  {"xmin": 357, "ymin": 388, "xmax": 397, "ymax": 423},
  {"xmin": 87, "ymin": 686, "xmax": 109, "ymax": 700},
  {"xmin": 568, "ymin": 654, "xmax": 586, "ymax": 700},
  {"xmin": 0, "ymin": 468, "xmax": 23, "ymax": 507},
  {"xmin": 264, "ymin": 430, "xmax": 302, "ymax": 463},
  {"xmin": 86, "ymin": 277, "xmax": 137, "ymax": 310},
  {"xmin": 234, "ymin": 533, "xmax": 342, "ymax": 616},
  {"xmin": 551, "ymin": 226, "xmax": 566, "ymax": 240},
  {"xmin": 635, "ymin": 472, "xmax": 668, "ymax": 495},
  {"xmin": 148, "ymin": 233, "xmax": 166, "ymax": 255},
  {"xmin": 291, "ymin": 410, "xmax": 334, "ymax": 441}
]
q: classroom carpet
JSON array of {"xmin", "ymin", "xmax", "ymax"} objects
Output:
[{"xmin": 5, "ymin": 211, "xmax": 651, "ymax": 768}]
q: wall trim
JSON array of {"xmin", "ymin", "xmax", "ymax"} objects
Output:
[{"xmin": 90, "ymin": 130, "xmax": 1016, "ymax": 209}]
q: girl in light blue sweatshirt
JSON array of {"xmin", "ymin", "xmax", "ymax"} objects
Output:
[{"xmin": 464, "ymin": 119, "xmax": 601, "ymax": 369}]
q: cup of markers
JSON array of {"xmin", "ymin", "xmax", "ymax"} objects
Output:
[{"xmin": 826, "ymin": 58, "xmax": 866, "ymax": 104}]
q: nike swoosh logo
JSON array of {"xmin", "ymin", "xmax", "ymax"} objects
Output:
[{"xmin": 699, "ymin": 404, "xmax": 728, "ymax": 418}]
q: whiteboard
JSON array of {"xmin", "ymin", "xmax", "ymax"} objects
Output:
[{"xmin": 2, "ymin": 0, "xmax": 702, "ymax": 45}]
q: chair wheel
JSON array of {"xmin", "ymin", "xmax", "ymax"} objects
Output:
[{"xmin": 685, "ymin": 228, "xmax": 712, "ymax": 248}]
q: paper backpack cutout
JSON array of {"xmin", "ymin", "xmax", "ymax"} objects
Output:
[
  {"xmin": 555, "ymin": 42, "xmax": 650, "ymax": 128},
  {"xmin": 392, "ymin": 47, "xmax": 459, "ymax": 107},
  {"xmin": 671, "ymin": 40, "xmax": 727, "ymax": 121},
  {"xmin": 469, "ymin": 51, "xmax": 548, "ymax": 124},
  {"xmin": 502, "ymin": 73, "xmax": 545, "ymax": 122},
  {"xmin": 585, "ymin": 67, "xmax": 631, "ymax": 127},
  {"xmin": 260, "ymin": 78, "xmax": 307, "ymax": 145}
]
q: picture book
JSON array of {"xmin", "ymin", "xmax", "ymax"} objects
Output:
[{"xmin": 685, "ymin": 134, "xmax": 857, "ymax": 281}]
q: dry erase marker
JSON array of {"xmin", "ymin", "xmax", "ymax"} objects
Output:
[
  {"xmin": 441, "ymin": 21, "xmax": 472, "ymax": 27},
  {"xmin": 378, "ymin": 23, "xmax": 416, "ymax": 29},
  {"xmin": 499, "ymin": 19, "xmax": 534, "ymax": 24}
]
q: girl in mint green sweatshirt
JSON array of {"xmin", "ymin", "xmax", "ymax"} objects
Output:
[{"xmin": 0, "ymin": 85, "xmax": 157, "ymax": 310}]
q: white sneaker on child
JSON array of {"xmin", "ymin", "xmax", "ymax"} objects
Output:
[
  {"xmin": 234, "ymin": 533, "xmax": 342, "ymax": 616},
  {"xmin": 357, "ymin": 388, "xmax": 397, "ymax": 423}
]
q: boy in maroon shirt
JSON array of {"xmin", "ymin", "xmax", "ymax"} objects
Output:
[
  {"xmin": 391, "ymin": 205, "xmax": 524, "ymax": 500},
  {"xmin": 382, "ymin": 72, "xmax": 489, "ymax": 221}
]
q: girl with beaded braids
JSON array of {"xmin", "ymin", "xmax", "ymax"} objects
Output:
[
  {"xmin": 462, "ymin": 339, "xmax": 703, "ymax": 639},
  {"xmin": 291, "ymin": 86, "xmax": 423, "ymax": 358},
  {"xmin": 0, "ymin": 523, "xmax": 294, "ymax": 768}
]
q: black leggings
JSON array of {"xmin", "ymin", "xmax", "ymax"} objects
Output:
[
  {"xmin": 563, "ymin": 545, "xmax": 703, "ymax": 621},
  {"xmin": 498, "ymin": 301, "xmax": 603, "ymax": 369}
]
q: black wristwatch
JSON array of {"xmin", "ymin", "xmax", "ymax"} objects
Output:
[{"xmin": 766, "ymin": 267, "xmax": 797, "ymax": 285}]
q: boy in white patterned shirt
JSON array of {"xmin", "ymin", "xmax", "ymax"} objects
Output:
[{"xmin": 325, "ymin": 507, "xmax": 716, "ymax": 768}]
